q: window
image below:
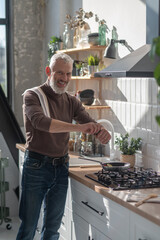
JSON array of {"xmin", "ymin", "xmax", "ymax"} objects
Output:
[{"xmin": 0, "ymin": 0, "xmax": 12, "ymax": 104}]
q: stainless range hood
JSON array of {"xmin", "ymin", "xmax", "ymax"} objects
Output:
[{"xmin": 94, "ymin": 44, "xmax": 160, "ymax": 78}]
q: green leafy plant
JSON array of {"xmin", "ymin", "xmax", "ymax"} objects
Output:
[
  {"xmin": 75, "ymin": 61, "xmax": 83, "ymax": 70},
  {"xmin": 150, "ymin": 37, "xmax": 160, "ymax": 126},
  {"xmin": 48, "ymin": 36, "xmax": 62, "ymax": 62},
  {"xmin": 87, "ymin": 55, "xmax": 100, "ymax": 66},
  {"xmin": 115, "ymin": 133, "xmax": 142, "ymax": 155}
]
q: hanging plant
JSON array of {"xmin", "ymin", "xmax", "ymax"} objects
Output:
[{"xmin": 150, "ymin": 37, "xmax": 160, "ymax": 126}]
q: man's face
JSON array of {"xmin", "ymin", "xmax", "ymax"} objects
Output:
[{"xmin": 49, "ymin": 59, "xmax": 72, "ymax": 94}]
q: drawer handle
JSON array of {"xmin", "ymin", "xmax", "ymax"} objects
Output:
[
  {"xmin": 81, "ymin": 201, "xmax": 104, "ymax": 216},
  {"xmin": 138, "ymin": 239, "xmax": 147, "ymax": 240}
]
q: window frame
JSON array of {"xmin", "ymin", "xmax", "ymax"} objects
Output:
[{"xmin": 0, "ymin": 0, "xmax": 13, "ymax": 106}]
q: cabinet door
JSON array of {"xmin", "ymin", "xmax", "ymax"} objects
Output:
[
  {"xmin": 130, "ymin": 212, "xmax": 160, "ymax": 240},
  {"xmin": 92, "ymin": 225, "xmax": 111, "ymax": 240},
  {"xmin": 71, "ymin": 213, "xmax": 90, "ymax": 240},
  {"xmin": 71, "ymin": 212, "xmax": 111, "ymax": 240}
]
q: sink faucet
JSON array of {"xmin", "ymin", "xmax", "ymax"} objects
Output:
[{"xmin": 97, "ymin": 119, "xmax": 115, "ymax": 159}]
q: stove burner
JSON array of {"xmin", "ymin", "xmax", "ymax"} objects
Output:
[{"xmin": 85, "ymin": 168, "xmax": 160, "ymax": 190}]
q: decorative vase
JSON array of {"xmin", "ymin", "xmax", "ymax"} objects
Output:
[
  {"xmin": 78, "ymin": 22, "xmax": 91, "ymax": 48},
  {"xmin": 63, "ymin": 23, "xmax": 71, "ymax": 49},
  {"xmin": 120, "ymin": 154, "xmax": 135, "ymax": 168},
  {"xmin": 88, "ymin": 65, "xmax": 99, "ymax": 77},
  {"xmin": 98, "ymin": 23, "xmax": 106, "ymax": 46},
  {"xmin": 73, "ymin": 27, "xmax": 80, "ymax": 48}
]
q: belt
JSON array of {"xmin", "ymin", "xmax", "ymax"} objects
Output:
[{"xmin": 25, "ymin": 150, "xmax": 69, "ymax": 166}]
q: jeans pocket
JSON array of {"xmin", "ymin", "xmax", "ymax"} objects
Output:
[
  {"xmin": 24, "ymin": 157, "xmax": 43, "ymax": 169},
  {"xmin": 63, "ymin": 162, "xmax": 69, "ymax": 171}
]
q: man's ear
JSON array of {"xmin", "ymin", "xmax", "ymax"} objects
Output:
[{"xmin": 46, "ymin": 66, "xmax": 51, "ymax": 76}]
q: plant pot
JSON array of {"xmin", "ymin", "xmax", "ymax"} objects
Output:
[
  {"xmin": 120, "ymin": 154, "xmax": 135, "ymax": 168},
  {"xmin": 88, "ymin": 65, "xmax": 99, "ymax": 77}
]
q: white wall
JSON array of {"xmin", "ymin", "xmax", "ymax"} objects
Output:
[{"xmin": 82, "ymin": 0, "xmax": 146, "ymax": 57}]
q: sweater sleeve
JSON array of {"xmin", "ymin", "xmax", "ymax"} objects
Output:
[
  {"xmin": 23, "ymin": 90, "xmax": 52, "ymax": 132},
  {"xmin": 72, "ymin": 96, "xmax": 96, "ymax": 124}
]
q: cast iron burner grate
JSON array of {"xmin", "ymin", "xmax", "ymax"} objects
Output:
[{"xmin": 85, "ymin": 168, "xmax": 160, "ymax": 190}]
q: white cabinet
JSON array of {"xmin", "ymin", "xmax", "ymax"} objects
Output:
[
  {"xmin": 60, "ymin": 177, "xmax": 130, "ymax": 240},
  {"xmin": 130, "ymin": 212, "xmax": 160, "ymax": 240},
  {"xmin": 70, "ymin": 212, "xmax": 110, "ymax": 240}
]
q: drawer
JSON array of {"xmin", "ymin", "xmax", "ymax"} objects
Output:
[{"xmin": 70, "ymin": 178, "xmax": 130, "ymax": 240}]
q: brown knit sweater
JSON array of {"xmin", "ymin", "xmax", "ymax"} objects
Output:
[{"xmin": 23, "ymin": 81, "xmax": 95, "ymax": 157}]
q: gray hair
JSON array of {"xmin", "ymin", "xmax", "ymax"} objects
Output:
[{"xmin": 49, "ymin": 52, "xmax": 74, "ymax": 70}]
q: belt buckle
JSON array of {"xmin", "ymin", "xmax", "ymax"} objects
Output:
[{"xmin": 52, "ymin": 157, "xmax": 59, "ymax": 165}]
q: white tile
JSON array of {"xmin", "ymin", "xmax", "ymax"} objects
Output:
[
  {"xmin": 117, "ymin": 79, "xmax": 122, "ymax": 101},
  {"xmin": 147, "ymin": 131, "xmax": 159, "ymax": 146},
  {"xmin": 121, "ymin": 102, "xmax": 126, "ymax": 126},
  {"xmin": 135, "ymin": 103, "xmax": 141, "ymax": 128},
  {"xmin": 112, "ymin": 79, "xmax": 117, "ymax": 100},
  {"xmin": 151, "ymin": 106, "xmax": 158, "ymax": 132},
  {"xmin": 126, "ymin": 103, "xmax": 131, "ymax": 128},
  {"xmin": 125, "ymin": 79, "xmax": 131, "ymax": 102},
  {"xmin": 129, "ymin": 128, "xmax": 138, "ymax": 139},
  {"xmin": 108, "ymin": 78, "xmax": 113, "ymax": 100},
  {"xmin": 145, "ymin": 105, "xmax": 152, "ymax": 131},
  {"xmin": 148, "ymin": 78, "xmax": 152, "ymax": 104},
  {"xmin": 137, "ymin": 129, "xmax": 148, "ymax": 144},
  {"xmin": 130, "ymin": 103, "xmax": 136, "ymax": 128},
  {"xmin": 141, "ymin": 78, "xmax": 147, "ymax": 104},
  {"xmin": 121, "ymin": 79, "xmax": 126, "ymax": 101},
  {"xmin": 135, "ymin": 78, "xmax": 141, "ymax": 103},
  {"xmin": 116, "ymin": 101, "xmax": 121, "ymax": 122},
  {"xmin": 151, "ymin": 78, "xmax": 158, "ymax": 104},
  {"xmin": 140, "ymin": 104, "xmax": 147, "ymax": 130},
  {"xmin": 157, "ymin": 107, "xmax": 160, "ymax": 133},
  {"xmin": 130, "ymin": 79, "xmax": 136, "ymax": 103}
]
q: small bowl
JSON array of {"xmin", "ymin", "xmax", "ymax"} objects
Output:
[
  {"xmin": 88, "ymin": 33, "xmax": 99, "ymax": 46},
  {"xmin": 80, "ymin": 89, "xmax": 94, "ymax": 98},
  {"xmin": 80, "ymin": 97, "xmax": 94, "ymax": 105}
]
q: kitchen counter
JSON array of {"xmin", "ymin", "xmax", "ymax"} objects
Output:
[{"xmin": 16, "ymin": 143, "xmax": 160, "ymax": 227}]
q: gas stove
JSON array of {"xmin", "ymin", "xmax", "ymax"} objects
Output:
[{"xmin": 85, "ymin": 168, "xmax": 160, "ymax": 190}]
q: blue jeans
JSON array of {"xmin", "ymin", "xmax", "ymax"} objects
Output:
[{"xmin": 16, "ymin": 151, "xmax": 69, "ymax": 240}]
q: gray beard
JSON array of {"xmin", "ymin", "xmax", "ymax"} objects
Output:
[{"xmin": 49, "ymin": 79, "xmax": 69, "ymax": 94}]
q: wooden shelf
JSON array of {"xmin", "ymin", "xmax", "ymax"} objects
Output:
[
  {"xmin": 71, "ymin": 76, "xmax": 102, "ymax": 80},
  {"xmin": 57, "ymin": 45, "xmax": 106, "ymax": 54},
  {"xmin": 84, "ymin": 105, "xmax": 110, "ymax": 110}
]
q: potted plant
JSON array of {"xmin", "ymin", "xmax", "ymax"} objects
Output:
[
  {"xmin": 87, "ymin": 54, "xmax": 100, "ymax": 77},
  {"xmin": 75, "ymin": 61, "xmax": 83, "ymax": 76},
  {"xmin": 115, "ymin": 133, "xmax": 142, "ymax": 167},
  {"xmin": 48, "ymin": 36, "xmax": 63, "ymax": 62}
]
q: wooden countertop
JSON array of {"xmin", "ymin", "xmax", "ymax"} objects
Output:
[{"xmin": 16, "ymin": 143, "xmax": 160, "ymax": 227}]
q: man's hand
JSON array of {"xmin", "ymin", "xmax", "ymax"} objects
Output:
[
  {"xmin": 79, "ymin": 122, "xmax": 111, "ymax": 144},
  {"xmin": 79, "ymin": 122, "xmax": 102, "ymax": 135},
  {"xmin": 95, "ymin": 126, "xmax": 111, "ymax": 144}
]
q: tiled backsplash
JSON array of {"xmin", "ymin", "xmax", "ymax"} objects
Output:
[
  {"xmin": 100, "ymin": 77, "xmax": 160, "ymax": 171},
  {"xmin": 69, "ymin": 77, "xmax": 160, "ymax": 170}
]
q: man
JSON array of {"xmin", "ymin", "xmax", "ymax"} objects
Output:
[{"xmin": 16, "ymin": 53, "xmax": 111, "ymax": 240}]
